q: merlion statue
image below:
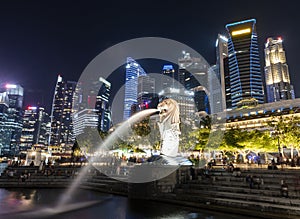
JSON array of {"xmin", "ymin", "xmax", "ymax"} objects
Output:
[{"xmin": 157, "ymin": 98, "xmax": 180, "ymax": 157}]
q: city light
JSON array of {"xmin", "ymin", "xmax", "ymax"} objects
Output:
[
  {"xmin": 216, "ymin": 35, "xmax": 229, "ymax": 47},
  {"xmin": 231, "ymin": 28, "xmax": 251, "ymax": 36},
  {"xmin": 163, "ymin": 65, "xmax": 174, "ymax": 70},
  {"xmin": 5, "ymin": 84, "xmax": 17, "ymax": 89},
  {"xmin": 28, "ymin": 106, "xmax": 37, "ymax": 110},
  {"xmin": 57, "ymin": 75, "xmax": 63, "ymax": 83},
  {"xmin": 170, "ymin": 88, "xmax": 180, "ymax": 93},
  {"xmin": 99, "ymin": 77, "xmax": 111, "ymax": 86},
  {"xmin": 219, "ymin": 35, "xmax": 228, "ymax": 42}
]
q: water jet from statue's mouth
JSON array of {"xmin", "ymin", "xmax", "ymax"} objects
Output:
[{"xmin": 159, "ymin": 108, "xmax": 167, "ymax": 114}]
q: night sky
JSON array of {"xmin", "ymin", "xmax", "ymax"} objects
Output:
[{"xmin": 0, "ymin": 0, "xmax": 299, "ymax": 113}]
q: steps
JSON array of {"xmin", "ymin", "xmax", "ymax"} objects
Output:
[{"xmin": 170, "ymin": 167, "xmax": 300, "ymax": 218}]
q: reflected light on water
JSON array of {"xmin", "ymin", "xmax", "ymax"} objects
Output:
[{"xmin": 0, "ymin": 189, "xmax": 36, "ymax": 213}]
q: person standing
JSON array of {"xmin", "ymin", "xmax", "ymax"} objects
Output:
[
  {"xmin": 280, "ymin": 180, "xmax": 289, "ymax": 198},
  {"xmin": 257, "ymin": 153, "xmax": 262, "ymax": 167}
]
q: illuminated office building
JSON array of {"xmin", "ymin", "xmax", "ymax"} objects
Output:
[
  {"xmin": 137, "ymin": 75, "xmax": 158, "ymax": 111},
  {"xmin": 159, "ymin": 87, "xmax": 195, "ymax": 118},
  {"xmin": 162, "ymin": 64, "xmax": 176, "ymax": 89},
  {"xmin": 0, "ymin": 92, "xmax": 10, "ymax": 156},
  {"xmin": 264, "ymin": 37, "xmax": 295, "ymax": 103},
  {"xmin": 0, "ymin": 84, "xmax": 24, "ymax": 156},
  {"xmin": 50, "ymin": 75, "xmax": 76, "ymax": 146},
  {"xmin": 96, "ymin": 77, "xmax": 111, "ymax": 132},
  {"xmin": 208, "ymin": 64, "xmax": 222, "ymax": 113},
  {"xmin": 72, "ymin": 80, "xmax": 97, "ymax": 137},
  {"xmin": 226, "ymin": 19, "xmax": 264, "ymax": 108},
  {"xmin": 215, "ymin": 34, "xmax": 231, "ymax": 110},
  {"xmin": 20, "ymin": 106, "xmax": 50, "ymax": 152},
  {"xmin": 178, "ymin": 52, "xmax": 210, "ymax": 113},
  {"xmin": 73, "ymin": 109, "xmax": 98, "ymax": 137},
  {"xmin": 73, "ymin": 77, "xmax": 111, "ymax": 138},
  {"xmin": 123, "ymin": 57, "xmax": 146, "ymax": 120}
]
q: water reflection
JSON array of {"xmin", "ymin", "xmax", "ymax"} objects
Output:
[
  {"xmin": 0, "ymin": 188, "xmax": 256, "ymax": 219},
  {"xmin": 0, "ymin": 189, "xmax": 36, "ymax": 213}
]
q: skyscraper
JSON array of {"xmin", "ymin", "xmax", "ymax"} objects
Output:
[
  {"xmin": 264, "ymin": 37, "xmax": 295, "ymax": 102},
  {"xmin": 161, "ymin": 65, "xmax": 175, "ymax": 90},
  {"xmin": 215, "ymin": 34, "xmax": 231, "ymax": 110},
  {"xmin": 137, "ymin": 75, "xmax": 157, "ymax": 111},
  {"xmin": 96, "ymin": 77, "xmax": 111, "ymax": 132},
  {"xmin": 159, "ymin": 87, "xmax": 195, "ymax": 119},
  {"xmin": 72, "ymin": 108, "xmax": 98, "ymax": 137},
  {"xmin": 123, "ymin": 57, "xmax": 146, "ymax": 120},
  {"xmin": 178, "ymin": 52, "xmax": 210, "ymax": 113},
  {"xmin": 50, "ymin": 75, "xmax": 76, "ymax": 146},
  {"xmin": 73, "ymin": 76, "xmax": 112, "ymax": 139},
  {"xmin": 0, "ymin": 84, "xmax": 24, "ymax": 156},
  {"xmin": 208, "ymin": 64, "xmax": 223, "ymax": 113},
  {"xmin": 0, "ymin": 92, "xmax": 10, "ymax": 156},
  {"xmin": 72, "ymin": 79, "xmax": 98, "ymax": 137},
  {"xmin": 20, "ymin": 106, "xmax": 50, "ymax": 152},
  {"xmin": 226, "ymin": 19, "xmax": 264, "ymax": 108}
]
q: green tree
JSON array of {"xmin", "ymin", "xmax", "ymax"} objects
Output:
[
  {"xmin": 199, "ymin": 115, "xmax": 212, "ymax": 129},
  {"xmin": 76, "ymin": 127, "xmax": 102, "ymax": 153},
  {"xmin": 132, "ymin": 117, "xmax": 151, "ymax": 137},
  {"xmin": 218, "ymin": 128, "xmax": 245, "ymax": 160},
  {"xmin": 72, "ymin": 140, "xmax": 82, "ymax": 157},
  {"xmin": 188, "ymin": 128, "xmax": 210, "ymax": 151},
  {"xmin": 99, "ymin": 130, "xmax": 108, "ymax": 140},
  {"xmin": 268, "ymin": 116, "xmax": 300, "ymax": 156},
  {"xmin": 179, "ymin": 119, "xmax": 196, "ymax": 152}
]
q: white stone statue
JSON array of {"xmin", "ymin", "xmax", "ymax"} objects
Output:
[{"xmin": 157, "ymin": 98, "xmax": 181, "ymax": 157}]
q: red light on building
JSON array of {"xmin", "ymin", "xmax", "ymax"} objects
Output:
[{"xmin": 28, "ymin": 106, "xmax": 37, "ymax": 110}]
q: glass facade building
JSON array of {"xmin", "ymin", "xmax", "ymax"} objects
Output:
[
  {"xmin": 159, "ymin": 87, "xmax": 195, "ymax": 118},
  {"xmin": 73, "ymin": 76, "xmax": 111, "ymax": 139},
  {"xmin": 0, "ymin": 92, "xmax": 10, "ymax": 156},
  {"xmin": 215, "ymin": 34, "xmax": 231, "ymax": 110},
  {"xmin": 50, "ymin": 75, "xmax": 76, "ymax": 146},
  {"xmin": 137, "ymin": 75, "xmax": 157, "ymax": 111},
  {"xmin": 264, "ymin": 37, "xmax": 295, "ymax": 102},
  {"xmin": 161, "ymin": 64, "xmax": 175, "ymax": 90},
  {"xmin": 73, "ymin": 108, "xmax": 99, "ymax": 137},
  {"xmin": 20, "ymin": 106, "xmax": 50, "ymax": 152},
  {"xmin": 178, "ymin": 52, "xmax": 210, "ymax": 114},
  {"xmin": 0, "ymin": 84, "xmax": 24, "ymax": 156},
  {"xmin": 96, "ymin": 77, "xmax": 111, "ymax": 132},
  {"xmin": 123, "ymin": 57, "xmax": 146, "ymax": 120},
  {"xmin": 226, "ymin": 19, "xmax": 264, "ymax": 108}
]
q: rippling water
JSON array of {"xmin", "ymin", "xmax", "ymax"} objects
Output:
[{"xmin": 0, "ymin": 188, "xmax": 255, "ymax": 219}]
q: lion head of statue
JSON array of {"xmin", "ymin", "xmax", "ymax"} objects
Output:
[{"xmin": 157, "ymin": 98, "xmax": 180, "ymax": 124}]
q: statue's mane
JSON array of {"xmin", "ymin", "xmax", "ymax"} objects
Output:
[{"xmin": 159, "ymin": 99, "xmax": 180, "ymax": 124}]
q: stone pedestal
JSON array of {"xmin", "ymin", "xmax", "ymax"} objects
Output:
[{"xmin": 128, "ymin": 165, "xmax": 190, "ymax": 199}]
